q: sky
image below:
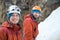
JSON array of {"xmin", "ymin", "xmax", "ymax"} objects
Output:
[{"xmin": 36, "ymin": 7, "xmax": 60, "ymax": 40}]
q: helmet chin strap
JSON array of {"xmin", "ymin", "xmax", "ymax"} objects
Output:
[
  {"xmin": 30, "ymin": 14, "xmax": 38, "ymax": 20},
  {"xmin": 30, "ymin": 14, "xmax": 36, "ymax": 20}
]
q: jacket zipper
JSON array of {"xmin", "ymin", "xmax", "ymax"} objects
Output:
[{"xmin": 16, "ymin": 32, "xmax": 18, "ymax": 40}]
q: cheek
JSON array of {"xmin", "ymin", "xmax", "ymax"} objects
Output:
[
  {"xmin": 10, "ymin": 17, "xmax": 14, "ymax": 22},
  {"xmin": 17, "ymin": 16, "xmax": 19, "ymax": 19},
  {"xmin": 37, "ymin": 14, "xmax": 40, "ymax": 17}
]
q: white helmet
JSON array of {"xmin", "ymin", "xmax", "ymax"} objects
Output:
[{"xmin": 7, "ymin": 5, "xmax": 21, "ymax": 14}]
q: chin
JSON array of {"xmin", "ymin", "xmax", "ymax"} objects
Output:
[
  {"xmin": 12, "ymin": 22, "xmax": 18, "ymax": 24},
  {"xmin": 35, "ymin": 16, "xmax": 39, "ymax": 18}
]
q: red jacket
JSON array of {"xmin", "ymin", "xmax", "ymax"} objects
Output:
[
  {"xmin": 0, "ymin": 22, "xmax": 22, "ymax": 40},
  {"xmin": 23, "ymin": 14, "xmax": 38, "ymax": 40}
]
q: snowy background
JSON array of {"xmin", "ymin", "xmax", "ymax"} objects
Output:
[{"xmin": 36, "ymin": 7, "xmax": 60, "ymax": 40}]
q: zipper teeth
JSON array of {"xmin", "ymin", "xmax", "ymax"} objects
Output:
[
  {"xmin": 22, "ymin": 30, "xmax": 23, "ymax": 40},
  {"xmin": 21, "ymin": 28, "xmax": 23, "ymax": 40},
  {"xmin": 16, "ymin": 32, "xmax": 18, "ymax": 40},
  {"xmin": 12, "ymin": 31, "xmax": 14, "ymax": 40}
]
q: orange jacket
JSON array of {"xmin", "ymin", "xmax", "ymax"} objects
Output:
[
  {"xmin": 23, "ymin": 14, "xmax": 38, "ymax": 40},
  {"xmin": 0, "ymin": 22, "xmax": 22, "ymax": 40}
]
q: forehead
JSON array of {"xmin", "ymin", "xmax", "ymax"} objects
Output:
[
  {"xmin": 33, "ymin": 12, "xmax": 40, "ymax": 14},
  {"xmin": 12, "ymin": 13, "xmax": 19, "ymax": 15},
  {"xmin": 11, "ymin": 13, "xmax": 19, "ymax": 16}
]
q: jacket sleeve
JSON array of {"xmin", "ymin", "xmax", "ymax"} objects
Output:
[
  {"xmin": 0, "ymin": 28, "xmax": 7, "ymax": 40},
  {"xmin": 23, "ymin": 20, "xmax": 34, "ymax": 40}
]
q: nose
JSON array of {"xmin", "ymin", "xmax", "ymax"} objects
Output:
[
  {"xmin": 13, "ymin": 14, "xmax": 19, "ymax": 18},
  {"xmin": 14, "ymin": 16, "xmax": 17, "ymax": 18},
  {"xmin": 36, "ymin": 13, "xmax": 40, "ymax": 16}
]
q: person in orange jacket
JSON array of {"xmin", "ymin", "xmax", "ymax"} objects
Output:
[
  {"xmin": 0, "ymin": 5, "xmax": 23, "ymax": 40},
  {"xmin": 23, "ymin": 6, "xmax": 42, "ymax": 40}
]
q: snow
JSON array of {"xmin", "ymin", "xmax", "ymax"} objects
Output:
[{"xmin": 36, "ymin": 7, "xmax": 60, "ymax": 40}]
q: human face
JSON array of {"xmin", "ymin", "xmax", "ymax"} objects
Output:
[
  {"xmin": 10, "ymin": 13, "xmax": 19, "ymax": 24},
  {"xmin": 33, "ymin": 12, "xmax": 40, "ymax": 18}
]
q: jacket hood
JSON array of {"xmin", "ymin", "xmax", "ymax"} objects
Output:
[
  {"xmin": 24, "ymin": 14, "xmax": 31, "ymax": 20},
  {"xmin": 2, "ymin": 22, "xmax": 9, "ymax": 27},
  {"xmin": 24, "ymin": 14, "xmax": 38, "ymax": 23},
  {"xmin": 2, "ymin": 21, "xmax": 21, "ymax": 31}
]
